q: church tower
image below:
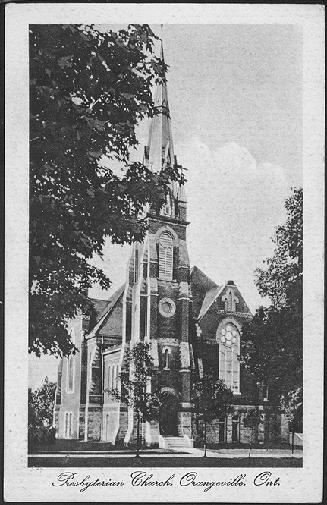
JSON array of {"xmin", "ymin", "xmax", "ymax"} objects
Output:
[
  {"xmin": 121, "ymin": 45, "xmax": 193, "ymax": 447},
  {"xmin": 54, "ymin": 41, "xmax": 288, "ymax": 449}
]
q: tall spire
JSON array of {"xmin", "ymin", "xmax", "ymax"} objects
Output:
[
  {"xmin": 145, "ymin": 40, "xmax": 187, "ymax": 207},
  {"xmin": 147, "ymin": 41, "xmax": 175, "ymax": 175},
  {"xmin": 144, "ymin": 38, "xmax": 187, "ymax": 215}
]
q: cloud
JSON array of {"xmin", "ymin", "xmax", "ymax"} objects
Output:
[{"xmin": 176, "ymin": 137, "xmax": 291, "ymax": 311}]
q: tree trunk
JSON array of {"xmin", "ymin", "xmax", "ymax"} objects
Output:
[
  {"xmin": 136, "ymin": 413, "xmax": 140, "ymax": 458},
  {"xmin": 291, "ymin": 429, "xmax": 295, "ymax": 455},
  {"xmin": 265, "ymin": 411, "xmax": 270, "ymax": 450},
  {"xmin": 249, "ymin": 427, "xmax": 253, "ymax": 459},
  {"xmin": 203, "ymin": 420, "xmax": 207, "ymax": 457}
]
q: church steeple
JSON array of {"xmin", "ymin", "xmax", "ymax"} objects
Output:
[
  {"xmin": 144, "ymin": 42, "xmax": 187, "ymax": 217},
  {"xmin": 147, "ymin": 44, "xmax": 175, "ymax": 174}
]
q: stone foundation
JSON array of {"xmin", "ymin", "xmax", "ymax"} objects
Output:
[
  {"xmin": 191, "ymin": 409, "xmax": 288, "ymax": 446},
  {"xmin": 143, "ymin": 420, "xmax": 160, "ymax": 446},
  {"xmin": 55, "ymin": 404, "xmax": 289, "ymax": 445},
  {"xmin": 85, "ymin": 406, "xmax": 102, "ymax": 441},
  {"xmin": 178, "ymin": 411, "xmax": 192, "ymax": 439},
  {"xmin": 116, "ymin": 409, "xmax": 128, "ymax": 443}
]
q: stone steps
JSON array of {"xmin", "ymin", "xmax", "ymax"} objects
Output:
[{"xmin": 159, "ymin": 435, "xmax": 193, "ymax": 450}]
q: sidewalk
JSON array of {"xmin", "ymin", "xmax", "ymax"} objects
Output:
[
  {"xmin": 29, "ymin": 447, "xmax": 303, "ymax": 458},
  {"xmin": 178, "ymin": 447, "xmax": 303, "ymax": 458}
]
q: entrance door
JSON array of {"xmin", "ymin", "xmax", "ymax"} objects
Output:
[
  {"xmin": 232, "ymin": 416, "xmax": 239, "ymax": 443},
  {"xmin": 159, "ymin": 393, "xmax": 178, "ymax": 435}
]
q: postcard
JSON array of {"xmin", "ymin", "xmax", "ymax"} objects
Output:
[{"xmin": 4, "ymin": 3, "xmax": 324, "ymax": 503}]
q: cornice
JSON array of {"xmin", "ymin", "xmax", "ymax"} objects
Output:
[{"xmin": 147, "ymin": 213, "xmax": 190, "ymax": 226}]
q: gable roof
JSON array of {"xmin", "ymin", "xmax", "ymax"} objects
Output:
[
  {"xmin": 87, "ymin": 284, "xmax": 125, "ymax": 338},
  {"xmin": 88, "ymin": 298, "xmax": 110, "ymax": 323},
  {"xmin": 191, "ymin": 267, "xmax": 252, "ymax": 320},
  {"xmin": 197, "ymin": 286, "xmax": 224, "ymax": 320},
  {"xmin": 198, "ymin": 282, "xmax": 253, "ymax": 321},
  {"xmin": 190, "ymin": 266, "xmax": 221, "ymax": 319},
  {"xmin": 191, "ymin": 266, "xmax": 218, "ymax": 292}
]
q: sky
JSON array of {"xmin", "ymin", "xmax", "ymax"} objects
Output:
[{"xmin": 29, "ymin": 24, "xmax": 303, "ymax": 389}]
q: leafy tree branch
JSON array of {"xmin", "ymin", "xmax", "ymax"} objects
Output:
[{"xmin": 30, "ymin": 24, "xmax": 184, "ymax": 356}]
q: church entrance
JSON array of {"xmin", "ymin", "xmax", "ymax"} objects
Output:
[{"xmin": 159, "ymin": 393, "xmax": 178, "ymax": 436}]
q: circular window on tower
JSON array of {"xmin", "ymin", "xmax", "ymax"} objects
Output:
[
  {"xmin": 159, "ymin": 297, "xmax": 176, "ymax": 318},
  {"xmin": 221, "ymin": 323, "xmax": 239, "ymax": 347}
]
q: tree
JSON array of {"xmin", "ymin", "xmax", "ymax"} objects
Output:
[
  {"xmin": 191, "ymin": 371, "xmax": 234, "ymax": 456},
  {"xmin": 243, "ymin": 408, "xmax": 262, "ymax": 457},
  {"xmin": 30, "ymin": 24, "xmax": 183, "ymax": 357},
  {"xmin": 107, "ymin": 342, "xmax": 161, "ymax": 457},
  {"xmin": 280, "ymin": 387, "xmax": 303, "ymax": 453},
  {"xmin": 255, "ymin": 187, "xmax": 302, "ymax": 311},
  {"xmin": 241, "ymin": 188, "xmax": 303, "ymax": 421},
  {"xmin": 28, "ymin": 377, "xmax": 57, "ymax": 444}
]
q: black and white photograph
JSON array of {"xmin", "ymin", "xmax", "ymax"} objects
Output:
[{"xmin": 4, "ymin": 3, "xmax": 324, "ymax": 503}]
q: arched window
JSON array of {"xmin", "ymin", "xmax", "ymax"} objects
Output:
[
  {"xmin": 160, "ymin": 191, "xmax": 175, "ymax": 217},
  {"xmin": 66, "ymin": 327, "xmax": 75, "ymax": 393},
  {"xmin": 158, "ymin": 231, "xmax": 173, "ymax": 280},
  {"xmin": 106, "ymin": 362, "xmax": 119, "ymax": 393},
  {"xmin": 111, "ymin": 366, "xmax": 115, "ymax": 390},
  {"xmin": 218, "ymin": 322, "xmax": 240, "ymax": 393},
  {"xmin": 67, "ymin": 354, "xmax": 74, "ymax": 392},
  {"xmin": 164, "ymin": 349, "xmax": 169, "ymax": 369},
  {"xmin": 133, "ymin": 248, "xmax": 139, "ymax": 284},
  {"xmin": 112, "ymin": 366, "xmax": 116, "ymax": 389},
  {"xmin": 162, "ymin": 347, "xmax": 171, "ymax": 369},
  {"xmin": 115, "ymin": 365, "xmax": 119, "ymax": 388},
  {"xmin": 64, "ymin": 412, "xmax": 73, "ymax": 438},
  {"xmin": 107, "ymin": 366, "xmax": 111, "ymax": 389},
  {"xmin": 222, "ymin": 289, "xmax": 239, "ymax": 312}
]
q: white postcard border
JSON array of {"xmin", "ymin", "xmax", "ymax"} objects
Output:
[{"xmin": 4, "ymin": 3, "xmax": 325, "ymax": 503}]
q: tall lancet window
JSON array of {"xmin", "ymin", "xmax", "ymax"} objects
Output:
[
  {"xmin": 158, "ymin": 231, "xmax": 173, "ymax": 280},
  {"xmin": 67, "ymin": 355, "xmax": 74, "ymax": 392},
  {"xmin": 160, "ymin": 192, "xmax": 175, "ymax": 217},
  {"xmin": 66, "ymin": 328, "xmax": 75, "ymax": 393},
  {"xmin": 217, "ymin": 322, "xmax": 240, "ymax": 394}
]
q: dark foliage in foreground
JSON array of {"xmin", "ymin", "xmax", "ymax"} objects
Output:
[
  {"xmin": 241, "ymin": 189, "xmax": 303, "ymax": 425},
  {"xmin": 30, "ymin": 24, "xmax": 183, "ymax": 356}
]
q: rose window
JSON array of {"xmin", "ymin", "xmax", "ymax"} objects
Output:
[
  {"xmin": 162, "ymin": 301, "xmax": 171, "ymax": 314},
  {"xmin": 159, "ymin": 297, "xmax": 176, "ymax": 318},
  {"xmin": 221, "ymin": 324, "xmax": 238, "ymax": 346}
]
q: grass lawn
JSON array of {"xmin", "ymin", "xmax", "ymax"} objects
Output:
[{"xmin": 28, "ymin": 456, "xmax": 302, "ymax": 467}]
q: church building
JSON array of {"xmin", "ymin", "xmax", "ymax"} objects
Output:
[{"xmin": 54, "ymin": 48, "xmax": 288, "ymax": 448}]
